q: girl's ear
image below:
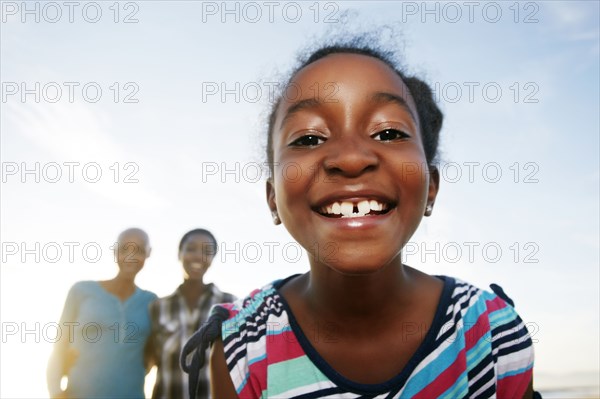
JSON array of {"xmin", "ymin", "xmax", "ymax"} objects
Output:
[
  {"xmin": 266, "ymin": 178, "xmax": 276, "ymax": 212},
  {"xmin": 425, "ymin": 165, "xmax": 440, "ymax": 216},
  {"xmin": 266, "ymin": 178, "xmax": 281, "ymax": 225}
]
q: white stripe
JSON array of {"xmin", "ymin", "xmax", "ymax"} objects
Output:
[
  {"xmin": 492, "ymin": 321, "xmax": 526, "ymax": 344},
  {"xmin": 468, "ymin": 361, "xmax": 495, "ymax": 399},
  {"xmin": 496, "ymin": 346, "xmax": 534, "ymax": 377},
  {"xmin": 276, "ymin": 380, "xmax": 358, "ymax": 398},
  {"xmin": 468, "ymin": 360, "xmax": 494, "ymax": 386},
  {"xmin": 471, "ymin": 376, "xmax": 495, "ymax": 398},
  {"xmin": 404, "ymin": 325, "xmax": 461, "ymax": 385}
]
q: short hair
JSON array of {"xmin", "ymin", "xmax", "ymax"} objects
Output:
[
  {"xmin": 178, "ymin": 228, "xmax": 218, "ymax": 255},
  {"xmin": 117, "ymin": 227, "xmax": 150, "ymax": 249}
]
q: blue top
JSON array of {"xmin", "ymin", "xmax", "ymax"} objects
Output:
[{"xmin": 48, "ymin": 281, "xmax": 157, "ymax": 398}]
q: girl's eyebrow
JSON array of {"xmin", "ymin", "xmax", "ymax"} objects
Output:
[
  {"xmin": 280, "ymin": 97, "xmax": 322, "ymax": 127},
  {"xmin": 370, "ymin": 92, "xmax": 417, "ymax": 123},
  {"xmin": 279, "ymin": 92, "xmax": 418, "ymax": 127}
]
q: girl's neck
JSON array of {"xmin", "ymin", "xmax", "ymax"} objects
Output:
[
  {"xmin": 181, "ymin": 278, "xmax": 207, "ymax": 309},
  {"xmin": 182, "ymin": 278, "xmax": 206, "ymax": 292},
  {"xmin": 304, "ymin": 260, "xmax": 414, "ymax": 322},
  {"xmin": 111, "ymin": 274, "xmax": 136, "ymax": 287}
]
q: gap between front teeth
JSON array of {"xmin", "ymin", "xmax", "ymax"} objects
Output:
[{"xmin": 324, "ymin": 200, "xmax": 385, "ymax": 217}]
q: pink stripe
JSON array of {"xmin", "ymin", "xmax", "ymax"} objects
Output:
[
  {"xmin": 485, "ymin": 296, "xmax": 508, "ymax": 313},
  {"xmin": 236, "ymin": 357, "xmax": 267, "ymax": 398},
  {"xmin": 497, "ymin": 369, "xmax": 532, "ymax": 399},
  {"xmin": 220, "ymin": 302, "xmax": 238, "ymax": 317},
  {"xmin": 413, "ymin": 349, "xmax": 467, "ymax": 399},
  {"xmin": 267, "ymin": 330, "xmax": 305, "ymax": 364}
]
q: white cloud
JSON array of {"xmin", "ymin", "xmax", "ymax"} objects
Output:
[{"xmin": 6, "ymin": 101, "xmax": 167, "ymax": 209}]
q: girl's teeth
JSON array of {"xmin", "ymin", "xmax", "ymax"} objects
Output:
[
  {"xmin": 357, "ymin": 200, "xmax": 370, "ymax": 215},
  {"xmin": 369, "ymin": 200, "xmax": 381, "ymax": 211},
  {"xmin": 332, "ymin": 202, "xmax": 341, "ymax": 215},
  {"xmin": 340, "ymin": 202, "xmax": 353, "ymax": 216},
  {"xmin": 322, "ymin": 200, "xmax": 388, "ymax": 217}
]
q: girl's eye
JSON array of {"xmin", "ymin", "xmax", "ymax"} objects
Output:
[
  {"xmin": 289, "ymin": 135, "xmax": 325, "ymax": 147},
  {"xmin": 373, "ymin": 129, "xmax": 409, "ymax": 142}
]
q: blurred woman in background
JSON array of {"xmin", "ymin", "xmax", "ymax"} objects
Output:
[
  {"xmin": 148, "ymin": 228, "xmax": 235, "ymax": 399},
  {"xmin": 47, "ymin": 228, "xmax": 157, "ymax": 399}
]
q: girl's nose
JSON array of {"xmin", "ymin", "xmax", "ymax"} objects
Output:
[{"xmin": 323, "ymin": 136, "xmax": 378, "ymax": 178}]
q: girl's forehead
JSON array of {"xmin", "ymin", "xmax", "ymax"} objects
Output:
[
  {"xmin": 275, "ymin": 53, "xmax": 419, "ymax": 124},
  {"xmin": 118, "ymin": 232, "xmax": 147, "ymax": 246},
  {"xmin": 292, "ymin": 53, "xmax": 411, "ymax": 94},
  {"xmin": 184, "ymin": 233, "xmax": 214, "ymax": 245}
]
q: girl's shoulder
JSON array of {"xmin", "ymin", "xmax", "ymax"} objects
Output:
[
  {"xmin": 219, "ymin": 276, "xmax": 293, "ymax": 340},
  {"xmin": 181, "ymin": 276, "xmax": 295, "ymax": 398},
  {"xmin": 439, "ymin": 276, "xmax": 534, "ymax": 397},
  {"xmin": 440, "ymin": 275, "xmax": 530, "ymax": 340},
  {"xmin": 442, "ymin": 275, "xmax": 524, "ymax": 321}
]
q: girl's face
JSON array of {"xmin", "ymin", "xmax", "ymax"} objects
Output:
[
  {"xmin": 179, "ymin": 233, "xmax": 215, "ymax": 281},
  {"xmin": 267, "ymin": 53, "xmax": 439, "ymax": 275}
]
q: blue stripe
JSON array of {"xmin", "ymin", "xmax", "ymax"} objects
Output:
[
  {"xmin": 267, "ymin": 325, "xmax": 292, "ymax": 335},
  {"xmin": 236, "ymin": 372, "xmax": 250, "ymax": 394},
  {"xmin": 223, "ymin": 287, "xmax": 276, "ymax": 338},
  {"xmin": 248, "ymin": 352, "xmax": 266, "ymax": 366},
  {"xmin": 439, "ymin": 370, "xmax": 468, "ymax": 398},
  {"xmin": 489, "ymin": 306, "xmax": 517, "ymax": 326},
  {"xmin": 466, "ymin": 332, "xmax": 492, "ymax": 370},
  {"xmin": 498, "ymin": 363, "xmax": 533, "ymax": 379},
  {"xmin": 401, "ymin": 332, "xmax": 466, "ymax": 398},
  {"xmin": 462, "ymin": 295, "xmax": 487, "ymax": 325}
]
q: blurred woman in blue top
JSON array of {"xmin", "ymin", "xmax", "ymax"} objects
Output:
[{"xmin": 47, "ymin": 228, "xmax": 158, "ymax": 399}]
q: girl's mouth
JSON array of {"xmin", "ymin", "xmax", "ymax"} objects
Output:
[{"xmin": 317, "ymin": 199, "xmax": 394, "ymax": 219}]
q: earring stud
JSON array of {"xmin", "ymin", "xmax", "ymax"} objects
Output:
[
  {"xmin": 272, "ymin": 213, "xmax": 280, "ymax": 225},
  {"xmin": 425, "ymin": 204, "xmax": 433, "ymax": 216}
]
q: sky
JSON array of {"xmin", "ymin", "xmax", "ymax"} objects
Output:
[{"xmin": 1, "ymin": 1, "xmax": 599, "ymax": 397}]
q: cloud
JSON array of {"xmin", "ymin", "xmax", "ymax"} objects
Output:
[
  {"xmin": 5, "ymin": 100, "xmax": 167, "ymax": 209},
  {"xmin": 544, "ymin": 1, "xmax": 600, "ymax": 43}
]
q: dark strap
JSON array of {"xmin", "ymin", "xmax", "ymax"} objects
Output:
[
  {"xmin": 489, "ymin": 283, "xmax": 515, "ymax": 307},
  {"xmin": 180, "ymin": 305, "xmax": 230, "ymax": 399}
]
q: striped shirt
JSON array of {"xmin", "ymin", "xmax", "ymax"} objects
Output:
[
  {"xmin": 218, "ymin": 275, "xmax": 534, "ymax": 398},
  {"xmin": 149, "ymin": 283, "xmax": 235, "ymax": 399}
]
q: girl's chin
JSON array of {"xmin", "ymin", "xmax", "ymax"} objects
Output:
[
  {"xmin": 309, "ymin": 246, "xmax": 398, "ymax": 274},
  {"xmin": 326, "ymin": 263, "xmax": 389, "ymax": 276},
  {"xmin": 185, "ymin": 272, "xmax": 205, "ymax": 280},
  {"xmin": 318, "ymin": 255, "xmax": 394, "ymax": 276},
  {"xmin": 119, "ymin": 265, "xmax": 141, "ymax": 274}
]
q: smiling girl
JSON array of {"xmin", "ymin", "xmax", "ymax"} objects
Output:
[{"xmin": 182, "ymin": 40, "xmax": 537, "ymax": 399}]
